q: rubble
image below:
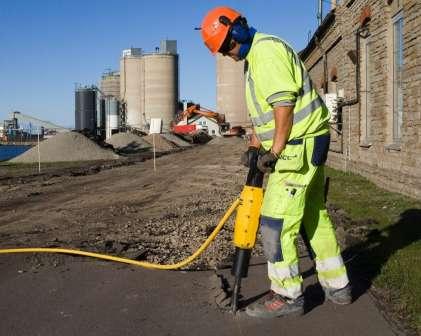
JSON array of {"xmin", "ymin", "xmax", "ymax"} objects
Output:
[{"xmin": 208, "ymin": 272, "xmax": 233, "ymax": 310}]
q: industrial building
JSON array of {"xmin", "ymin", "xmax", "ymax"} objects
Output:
[
  {"xmin": 74, "ymin": 85, "xmax": 119, "ymax": 140},
  {"xmin": 73, "ymin": 36, "xmax": 256, "ymax": 140},
  {"xmin": 104, "ymin": 96, "xmax": 119, "ymax": 139},
  {"xmin": 75, "ymin": 38, "xmax": 254, "ymax": 140},
  {"xmin": 100, "ymin": 70, "xmax": 120, "ymax": 99},
  {"xmin": 1, "ymin": 111, "xmax": 68, "ymax": 143},
  {"xmin": 120, "ymin": 41, "xmax": 179, "ymax": 133},
  {"xmin": 76, "ymin": 40, "xmax": 180, "ymax": 139},
  {"xmin": 216, "ymin": 54, "xmax": 250, "ymax": 129},
  {"xmin": 300, "ymin": 0, "xmax": 421, "ymax": 199},
  {"xmin": 75, "ymin": 86, "xmax": 97, "ymax": 133},
  {"xmin": 119, "ymin": 48, "xmax": 143, "ymax": 130},
  {"xmin": 75, "ymin": 41, "xmax": 180, "ymax": 138},
  {"xmin": 188, "ymin": 115, "xmax": 221, "ymax": 136}
]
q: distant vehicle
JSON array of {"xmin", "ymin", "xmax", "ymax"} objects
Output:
[{"xmin": 172, "ymin": 103, "xmax": 245, "ymax": 137}]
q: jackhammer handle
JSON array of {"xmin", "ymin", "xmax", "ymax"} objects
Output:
[{"xmin": 245, "ymin": 147, "xmax": 264, "ymax": 188}]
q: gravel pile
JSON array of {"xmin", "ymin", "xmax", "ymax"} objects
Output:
[
  {"xmin": 91, "ymin": 193, "xmax": 252, "ymax": 271},
  {"xmin": 142, "ymin": 199, "xmax": 256, "ymax": 270},
  {"xmin": 208, "ymin": 136, "xmax": 247, "ymax": 147},
  {"xmin": 106, "ymin": 132, "xmax": 151, "ymax": 153},
  {"xmin": 10, "ymin": 132, "xmax": 120, "ymax": 163},
  {"xmin": 142, "ymin": 134, "xmax": 178, "ymax": 152},
  {"xmin": 161, "ymin": 133, "xmax": 192, "ymax": 148}
]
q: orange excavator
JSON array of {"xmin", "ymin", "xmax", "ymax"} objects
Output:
[
  {"xmin": 176, "ymin": 104, "xmax": 226, "ymax": 124},
  {"xmin": 172, "ymin": 103, "xmax": 244, "ymax": 137}
]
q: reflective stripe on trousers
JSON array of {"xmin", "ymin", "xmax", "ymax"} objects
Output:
[
  {"xmin": 261, "ymin": 137, "xmax": 349, "ymax": 298},
  {"xmin": 316, "ymin": 255, "xmax": 346, "ymax": 272},
  {"xmin": 319, "ymin": 273, "xmax": 349, "ymax": 289},
  {"xmin": 316, "ymin": 255, "xmax": 349, "ymax": 289},
  {"xmin": 268, "ymin": 262, "xmax": 303, "ymax": 299},
  {"xmin": 271, "ymin": 282, "xmax": 302, "ymax": 300}
]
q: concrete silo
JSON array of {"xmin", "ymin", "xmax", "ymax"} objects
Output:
[
  {"xmin": 105, "ymin": 97, "xmax": 119, "ymax": 139},
  {"xmin": 216, "ymin": 54, "xmax": 250, "ymax": 128},
  {"xmin": 100, "ymin": 71, "xmax": 120, "ymax": 99},
  {"xmin": 75, "ymin": 87, "xmax": 97, "ymax": 133},
  {"xmin": 141, "ymin": 52, "xmax": 179, "ymax": 132},
  {"xmin": 97, "ymin": 97, "xmax": 106, "ymax": 138},
  {"xmin": 120, "ymin": 48, "xmax": 143, "ymax": 129},
  {"xmin": 120, "ymin": 43, "xmax": 179, "ymax": 132}
]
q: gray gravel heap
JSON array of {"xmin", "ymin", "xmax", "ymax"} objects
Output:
[
  {"xmin": 142, "ymin": 134, "xmax": 178, "ymax": 152},
  {"xmin": 161, "ymin": 133, "xmax": 192, "ymax": 148},
  {"xmin": 106, "ymin": 132, "xmax": 151, "ymax": 153},
  {"xmin": 10, "ymin": 132, "xmax": 120, "ymax": 163}
]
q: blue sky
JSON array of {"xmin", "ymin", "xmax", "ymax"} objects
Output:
[{"xmin": 0, "ymin": 0, "xmax": 331, "ymax": 128}]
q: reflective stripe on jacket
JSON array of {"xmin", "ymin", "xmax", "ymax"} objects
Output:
[{"xmin": 245, "ymin": 33, "xmax": 330, "ymax": 149}]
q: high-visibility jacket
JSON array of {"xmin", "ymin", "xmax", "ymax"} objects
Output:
[{"xmin": 245, "ymin": 33, "xmax": 330, "ymax": 150}]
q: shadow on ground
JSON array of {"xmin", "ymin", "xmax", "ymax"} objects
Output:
[
  {"xmin": 342, "ymin": 209, "xmax": 421, "ymax": 298},
  {"xmin": 284, "ymin": 209, "xmax": 421, "ymax": 321}
]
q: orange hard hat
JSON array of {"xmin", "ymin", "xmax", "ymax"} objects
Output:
[{"xmin": 201, "ymin": 6, "xmax": 241, "ymax": 54}]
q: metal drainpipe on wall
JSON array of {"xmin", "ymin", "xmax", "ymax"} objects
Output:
[
  {"xmin": 347, "ymin": 106, "xmax": 351, "ymax": 173},
  {"xmin": 339, "ymin": 26, "xmax": 364, "ymax": 173},
  {"xmin": 315, "ymin": 37, "xmax": 329, "ymax": 94}
]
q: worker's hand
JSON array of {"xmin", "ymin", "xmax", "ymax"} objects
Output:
[
  {"xmin": 257, "ymin": 149, "xmax": 278, "ymax": 173},
  {"xmin": 240, "ymin": 146, "xmax": 259, "ymax": 167}
]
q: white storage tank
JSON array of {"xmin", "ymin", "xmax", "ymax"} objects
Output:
[
  {"xmin": 120, "ymin": 49, "xmax": 143, "ymax": 129},
  {"xmin": 141, "ymin": 53, "xmax": 179, "ymax": 132},
  {"xmin": 216, "ymin": 54, "xmax": 250, "ymax": 128},
  {"xmin": 105, "ymin": 97, "xmax": 119, "ymax": 139}
]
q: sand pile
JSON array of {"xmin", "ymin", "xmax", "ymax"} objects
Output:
[
  {"xmin": 106, "ymin": 132, "xmax": 151, "ymax": 153},
  {"xmin": 10, "ymin": 132, "xmax": 120, "ymax": 163},
  {"xmin": 142, "ymin": 134, "xmax": 178, "ymax": 152},
  {"xmin": 161, "ymin": 133, "xmax": 192, "ymax": 148}
]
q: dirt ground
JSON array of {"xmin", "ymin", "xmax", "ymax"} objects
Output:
[
  {"xmin": 0, "ymin": 137, "xmax": 399, "ymax": 335},
  {"xmin": 0, "ymin": 137, "xmax": 253, "ymax": 269}
]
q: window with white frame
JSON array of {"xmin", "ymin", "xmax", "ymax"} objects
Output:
[{"xmin": 392, "ymin": 11, "xmax": 403, "ymax": 143}]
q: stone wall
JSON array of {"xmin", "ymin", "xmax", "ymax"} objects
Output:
[{"xmin": 301, "ymin": 0, "xmax": 421, "ymax": 199}]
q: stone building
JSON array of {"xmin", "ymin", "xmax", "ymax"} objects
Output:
[{"xmin": 300, "ymin": 0, "xmax": 421, "ymax": 199}]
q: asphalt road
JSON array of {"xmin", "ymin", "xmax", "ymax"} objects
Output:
[{"xmin": 0, "ymin": 253, "xmax": 395, "ymax": 336}]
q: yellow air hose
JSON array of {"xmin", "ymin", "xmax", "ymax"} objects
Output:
[{"xmin": 0, "ymin": 199, "xmax": 240, "ymax": 270}]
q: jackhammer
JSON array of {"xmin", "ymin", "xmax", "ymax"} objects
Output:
[
  {"xmin": 229, "ymin": 148, "xmax": 316, "ymax": 314},
  {"xmin": 230, "ymin": 148, "xmax": 264, "ymax": 313}
]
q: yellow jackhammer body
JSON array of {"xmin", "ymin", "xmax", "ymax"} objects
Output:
[{"xmin": 231, "ymin": 149, "xmax": 264, "ymax": 313}]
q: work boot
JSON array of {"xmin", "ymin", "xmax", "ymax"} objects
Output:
[
  {"xmin": 324, "ymin": 283, "xmax": 352, "ymax": 305},
  {"xmin": 245, "ymin": 291, "xmax": 304, "ymax": 318}
]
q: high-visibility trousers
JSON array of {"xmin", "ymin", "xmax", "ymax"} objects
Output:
[{"xmin": 259, "ymin": 134, "xmax": 349, "ymax": 299}]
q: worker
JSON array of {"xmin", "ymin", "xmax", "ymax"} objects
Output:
[{"xmin": 200, "ymin": 7, "xmax": 351, "ymax": 318}]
